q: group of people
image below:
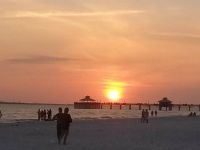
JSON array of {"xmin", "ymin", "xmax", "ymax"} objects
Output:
[
  {"xmin": 141, "ymin": 109, "xmax": 149, "ymax": 123},
  {"xmin": 37, "ymin": 109, "xmax": 52, "ymax": 121},
  {"xmin": 150, "ymin": 110, "xmax": 158, "ymax": 116},
  {"xmin": 188, "ymin": 112, "xmax": 197, "ymax": 117},
  {"xmin": 141, "ymin": 109, "xmax": 158, "ymax": 123},
  {"xmin": 37, "ymin": 107, "xmax": 72, "ymax": 145}
]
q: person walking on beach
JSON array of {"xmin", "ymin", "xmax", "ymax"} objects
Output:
[
  {"xmin": 151, "ymin": 110, "xmax": 154, "ymax": 116},
  {"xmin": 47, "ymin": 109, "xmax": 52, "ymax": 120},
  {"xmin": 53, "ymin": 107, "xmax": 64, "ymax": 144},
  {"xmin": 44, "ymin": 109, "xmax": 47, "ymax": 120},
  {"xmin": 0, "ymin": 110, "xmax": 2, "ymax": 119},
  {"xmin": 141, "ymin": 109, "xmax": 145, "ymax": 123},
  {"xmin": 41, "ymin": 110, "xmax": 43, "ymax": 120},
  {"xmin": 37, "ymin": 109, "xmax": 41, "ymax": 121},
  {"xmin": 145, "ymin": 109, "xmax": 149, "ymax": 123},
  {"xmin": 49, "ymin": 109, "xmax": 52, "ymax": 120},
  {"xmin": 155, "ymin": 110, "xmax": 158, "ymax": 116},
  {"xmin": 62, "ymin": 107, "xmax": 72, "ymax": 145}
]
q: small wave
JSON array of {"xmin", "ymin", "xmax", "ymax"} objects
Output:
[
  {"xmin": 0, "ymin": 119, "xmax": 37, "ymax": 124},
  {"xmin": 76, "ymin": 117, "xmax": 97, "ymax": 120},
  {"xmin": 100, "ymin": 116, "xmax": 113, "ymax": 119}
]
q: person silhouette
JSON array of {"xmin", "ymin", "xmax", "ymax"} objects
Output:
[
  {"xmin": 47, "ymin": 109, "xmax": 51, "ymax": 120},
  {"xmin": 155, "ymin": 110, "xmax": 158, "ymax": 116},
  {"xmin": 49, "ymin": 109, "xmax": 52, "ymax": 120},
  {"xmin": 44, "ymin": 109, "xmax": 47, "ymax": 120},
  {"xmin": 145, "ymin": 109, "xmax": 149, "ymax": 123},
  {"xmin": 141, "ymin": 109, "xmax": 145, "ymax": 123},
  {"xmin": 37, "ymin": 109, "xmax": 41, "ymax": 121},
  {"xmin": 62, "ymin": 107, "xmax": 72, "ymax": 145},
  {"xmin": 53, "ymin": 107, "xmax": 64, "ymax": 144},
  {"xmin": 151, "ymin": 111, "xmax": 154, "ymax": 116},
  {"xmin": 0, "ymin": 110, "xmax": 2, "ymax": 119},
  {"xmin": 41, "ymin": 110, "xmax": 44, "ymax": 120}
]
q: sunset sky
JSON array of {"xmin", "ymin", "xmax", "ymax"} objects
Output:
[{"xmin": 0, "ymin": 0, "xmax": 200, "ymax": 104}]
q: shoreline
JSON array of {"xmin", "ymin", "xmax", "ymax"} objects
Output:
[{"xmin": 0, "ymin": 115, "xmax": 194, "ymax": 125}]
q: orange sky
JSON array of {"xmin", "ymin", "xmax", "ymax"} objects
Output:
[{"xmin": 0, "ymin": 0, "xmax": 200, "ymax": 104}]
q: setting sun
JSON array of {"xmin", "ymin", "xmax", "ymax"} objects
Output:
[
  {"xmin": 104, "ymin": 80, "xmax": 126, "ymax": 102},
  {"xmin": 107, "ymin": 90, "xmax": 120, "ymax": 102}
]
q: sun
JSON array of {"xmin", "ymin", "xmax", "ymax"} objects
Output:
[
  {"xmin": 107, "ymin": 90, "xmax": 120, "ymax": 102},
  {"xmin": 104, "ymin": 80, "xmax": 126, "ymax": 102}
]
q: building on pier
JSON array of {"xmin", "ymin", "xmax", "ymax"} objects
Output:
[
  {"xmin": 159, "ymin": 97, "xmax": 172, "ymax": 111},
  {"xmin": 74, "ymin": 96, "xmax": 101, "ymax": 109}
]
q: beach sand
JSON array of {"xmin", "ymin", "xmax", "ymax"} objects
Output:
[{"xmin": 0, "ymin": 116, "xmax": 200, "ymax": 150}]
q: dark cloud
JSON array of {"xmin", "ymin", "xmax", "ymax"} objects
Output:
[{"xmin": 5, "ymin": 55, "xmax": 84, "ymax": 64}]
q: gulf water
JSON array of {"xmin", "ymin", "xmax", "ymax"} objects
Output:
[{"xmin": 0, "ymin": 103, "xmax": 199, "ymax": 123}]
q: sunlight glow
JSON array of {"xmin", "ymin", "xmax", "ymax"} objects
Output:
[
  {"xmin": 104, "ymin": 80, "xmax": 126, "ymax": 102},
  {"xmin": 107, "ymin": 90, "xmax": 120, "ymax": 102}
]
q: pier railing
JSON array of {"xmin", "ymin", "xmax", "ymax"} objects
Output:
[{"xmin": 97, "ymin": 103, "xmax": 200, "ymax": 111}]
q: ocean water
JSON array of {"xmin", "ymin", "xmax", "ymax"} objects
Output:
[{"xmin": 0, "ymin": 103, "xmax": 199, "ymax": 123}]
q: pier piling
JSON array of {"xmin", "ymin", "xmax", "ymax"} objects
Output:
[
  {"xmin": 178, "ymin": 105, "xmax": 181, "ymax": 111},
  {"xmin": 129, "ymin": 105, "xmax": 132, "ymax": 110},
  {"xmin": 110, "ymin": 104, "xmax": 112, "ymax": 109},
  {"xmin": 139, "ymin": 104, "xmax": 141, "ymax": 110}
]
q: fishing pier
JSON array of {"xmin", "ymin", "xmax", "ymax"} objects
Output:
[{"xmin": 74, "ymin": 96, "xmax": 200, "ymax": 111}]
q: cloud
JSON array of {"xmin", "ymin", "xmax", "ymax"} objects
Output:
[
  {"xmin": 5, "ymin": 55, "xmax": 84, "ymax": 64},
  {"xmin": 1, "ymin": 10, "xmax": 145, "ymax": 18},
  {"xmin": 149, "ymin": 32, "xmax": 200, "ymax": 40}
]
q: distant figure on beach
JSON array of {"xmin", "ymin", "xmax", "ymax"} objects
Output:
[
  {"xmin": 141, "ymin": 109, "xmax": 149, "ymax": 123},
  {"xmin": 155, "ymin": 110, "xmax": 158, "ymax": 116},
  {"xmin": 37, "ymin": 109, "xmax": 41, "ymax": 121},
  {"xmin": 141, "ymin": 109, "xmax": 145, "ymax": 123},
  {"xmin": 53, "ymin": 107, "xmax": 72, "ymax": 145},
  {"xmin": 145, "ymin": 109, "xmax": 149, "ymax": 123},
  {"xmin": 151, "ymin": 111, "xmax": 154, "ymax": 116},
  {"xmin": 40, "ymin": 110, "xmax": 44, "ymax": 120},
  {"xmin": 0, "ymin": 110, "xmax": 2, "ymax": 119},
  {"xmin": 44, "ymin": 109, "xmax": 47, "ymax": 120},
  {"xmin": 47, "ymin": 109, "xmax": 52, "ymax": 120},
  {"xmin": 189, "ymin": 112, "xmax": 197, "ymax": 117}
]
